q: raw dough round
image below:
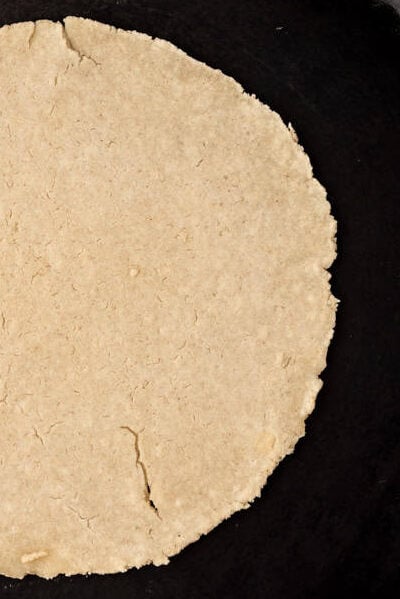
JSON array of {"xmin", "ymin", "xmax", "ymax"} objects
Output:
[{"xmin": 0, "ymin": 18, "xmax": 336, "ymax": 578}]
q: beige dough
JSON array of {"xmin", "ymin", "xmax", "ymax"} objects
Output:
[{"xmin": 0, "ymin": 17, "xmax": 337, "ymax": 578}]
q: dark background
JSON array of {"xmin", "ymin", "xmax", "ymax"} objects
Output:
[{"xmin": 0, "ymin": 1, "xmax": 399, "ymax": 597}]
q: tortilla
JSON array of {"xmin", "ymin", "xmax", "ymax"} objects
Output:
[{"xmin": 0, "ymin": 17, "xmax": 336, "ymax": 578}]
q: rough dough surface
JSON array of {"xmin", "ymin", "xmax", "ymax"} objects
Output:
[{"xmin": 0, "ymin": 17, "xmax": 336, "ymax": 578}]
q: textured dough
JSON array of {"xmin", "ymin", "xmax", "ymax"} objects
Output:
[{"xmin": 0, "ymin": 17, "xmax": 336, "ymax": 578}]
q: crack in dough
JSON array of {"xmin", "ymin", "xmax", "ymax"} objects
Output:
[{"xmin": 120, "ymin": 426, "xmax": 161, "ymax": 519}]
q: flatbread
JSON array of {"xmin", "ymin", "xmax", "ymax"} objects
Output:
[{"xmin": 0, "ymin": 17, "xmax": 336, "ymax": 578}]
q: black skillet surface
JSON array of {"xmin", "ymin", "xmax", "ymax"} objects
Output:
[{"xmin": 0, "ymin": 1, "xmax": 399, "ymax": 598}]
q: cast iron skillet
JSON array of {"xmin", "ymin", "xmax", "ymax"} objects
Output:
[{"xmin": 0, "ymin": 1, "xmax": 399, "ymax": 598}]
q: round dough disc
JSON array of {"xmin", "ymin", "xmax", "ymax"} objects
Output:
[{"xmin": 0, "ymin": 17, "xmax": 336, "ymax": 578}]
